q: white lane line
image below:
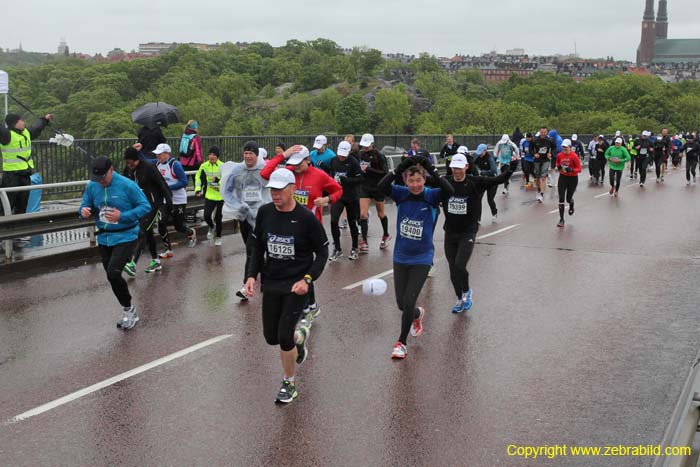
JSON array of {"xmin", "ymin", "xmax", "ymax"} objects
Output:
[
  {"xmin": 6, "ymin": 334, "xmax": 233, "ymax": 424},
  {"xmin": 594, "ymin": 192, "xmax": 611, "ymax": 199},
  {"xmin": 343, "ymin": 268, "xmax": 394, "ymax": 290},
  {"xmin": 476, "ymin": 224, "xmax": 520, "ymax": 240},
  {"xmin": 342, "ymin": 224, "xmax": 520, "ymax": 289},
  {"xmin": 548, "ymin": 209, "xmax": 559, "ymax": 214}
]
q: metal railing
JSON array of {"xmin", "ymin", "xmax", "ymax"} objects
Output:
[{"xmin": 15, "ymin": 134, "xmax": 597, "ymax": 190}]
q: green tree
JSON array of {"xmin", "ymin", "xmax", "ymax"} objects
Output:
[
  {"xmin": 373, "ymin": 86, "xmax": 410, "ymax": 133},
  {"xmin": 335, "ymin": 94, "xmax": 370, "ymax": 134}
]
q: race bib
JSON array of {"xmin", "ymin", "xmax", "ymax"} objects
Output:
[
  {"xmin": 267, "ymin": 234, "xmax": 295, "ymax": 260},
  {"xmin": 447, "ymin": 197, "xmax": 468, "ymax": 215},
  {"xmin": 538, "ymin": 147, "xmax": 548, "ymax": 154},
  {"xmin": 400, "ymin": 218, "xmax": 424, "ymax": 240},
  {"xmin": 98, "ymin": 207, "xmax": 118, "ymax": 225},
  {"xmin": 243, "ymin": 186, "xmax": 261, "ymax": 202},
  {"xmin": 294, "ymin": 189, "xmax": 309, "ymax": 206},
  {"xmin": 334, "ymin": 172, "xmax": 347, "ymax": 183},
  {"xmin": 360, "ymin": 161, "xmax": 370, "ymax": 171},
  {"xmin": 639, "ymin": 148, "xmax": 647, "ymax": 155}
]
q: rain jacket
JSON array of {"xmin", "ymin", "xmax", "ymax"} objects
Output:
[
  {"xmin": 604, "ymin": 145, "xmax": 631, "ymax": 171},
  {"xmin": 195, "ymin": 160, "xmax": 224, "ymax": 202},
  {"xmin": 221, "ymin": 155, "xmax": 271, "ymax": 228},
  {"xmin": 548, "ymin": 130, "xmax": 563, "ymax": 154},
  {"xmin": 79, "ymin": 173, "xmax": 151, "ymax": 247},
  {"xmin": 494, "ymin": 135, "xmax": 520, "ymax": 165},
  {"xmin": 178, "ymin": 128, "xmax": 202, "ymax": 168}
]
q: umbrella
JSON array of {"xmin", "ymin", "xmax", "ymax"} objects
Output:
[{"xmin": 131, "ymin": 102, "xmax": 180, "ymax": 129}]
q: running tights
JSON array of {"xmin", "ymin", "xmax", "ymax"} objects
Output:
[
  {"xmin": 204, "ymin": 199, "xmax": 224, "ymax": 238},
  {"xmin": 133, "ymin": 205, "xmax": 159, "ymax": 264},
  {"xmin": 99, "ymin": 240, "xmax": 136, "ymax": 308},
  {"xmin": 331, "ymin": 199, "xmax": 359, "ymax": 250},
  {"xmin": 261, "ymin": 287, "xmax": 307, "ymax": 351},
  {"xmin": 687, "ymin": 158, "xmax": 698, "ymax": 181},
  {"xmin": 609, "ymin": 169, "xmax": 622, "ymax": 192},
  {"xmin": 444, "ymin": 230, "xmax": 477, "ymax": 299},
  {"xmin": 638, "ymin": 157, "xmax": 650, "ymax": 184},
  {"xmin": 557, "ymin": 176, "xmax": 578, "ymax": 219},
  {"xmin": 393, "ymin": 263, "xmax": 430, "ymax": 345},
  {"xmin": 158, "ymin": 204, "xmax": 192, "ymax": 250}
]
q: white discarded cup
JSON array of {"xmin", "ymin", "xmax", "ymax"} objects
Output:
[{"xmin": 362, "ymin": 278, "xmax": 387, "ymax": 296}]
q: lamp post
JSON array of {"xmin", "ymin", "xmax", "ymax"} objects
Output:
[{"xmin": 0, "ymin": 70, "xmax": 8, "ymax": 118}]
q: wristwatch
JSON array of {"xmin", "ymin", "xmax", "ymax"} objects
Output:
[{"xmin": 303, "ymin": 274, "xmax": 313, "ymax": 285}]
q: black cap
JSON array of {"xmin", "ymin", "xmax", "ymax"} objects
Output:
[
  {"xmin": 276, "ymin": 142, "xmax": 287, "ymax": 151},
  {"xmin": 243, "ymin": 140, "xmax": 259, "ymax": 156},
  {"xmin": 90, "ymin": 156, "xmax": 113, "ymax": 182},
  {"xmin": 123, "ymin": 147, "xmax": 140, "ymax": 161},
  {"xmin": 525, "ymin": 132, "xmax": 533, "ymax": 138},
  {"xmin": 5, "ymin": 113, "xmax": 21, "ymax": 128},
  {"xmin": 208, "ymin": 146, "xmax": 221, "ymax": 157}
]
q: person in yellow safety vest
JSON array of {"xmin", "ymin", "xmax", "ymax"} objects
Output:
[
  {"xmin": 0, "ymin": 113, "xmax": 53, "ymax": 215},
  {"xmin": 195, "ymin": 146, "xmax": 225, "ymax": 245}
]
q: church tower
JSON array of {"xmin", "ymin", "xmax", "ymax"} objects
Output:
[
  {"xmin": 656, "ymin": 0, "xmax": 668, "ymax": 39},
  {"xmin": 637, "ymin": 0, "xmax": 656, "ymax": 64}
]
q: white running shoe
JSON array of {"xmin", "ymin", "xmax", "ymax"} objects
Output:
[
  {"xmin": 214, "ymin": 237, "xmax": 222, "ymax": 246},
  {"xmin": 207, "ymin": 229, "xmax": 214, "ymax": 240}
]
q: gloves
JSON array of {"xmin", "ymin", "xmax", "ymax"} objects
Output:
[
  {"xmin": 395, "ymin": 157, "xmax": 415, "ymax": 174},
  {"xmin": 338, "ymin": 176, "xmax": 347, "ymax": 184}
]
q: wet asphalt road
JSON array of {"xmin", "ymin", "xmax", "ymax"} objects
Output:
[{"xmin": 1, "ymin": 168, "xmax": 700, "ymax": 466}]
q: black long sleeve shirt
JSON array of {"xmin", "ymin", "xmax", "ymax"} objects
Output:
[
  {"xmin": 322, "ymin": 156, "xmax": 363, "ymax": 201},
  {"xmin": 442, "ymin": 172, "xmax": 511, "ymax": 233},
  {"xmin": 0, "ymin": 118, "xmax": 50, "ymax": 145}
]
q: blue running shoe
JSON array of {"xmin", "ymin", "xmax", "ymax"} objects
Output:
[
  {"xmin": 452, "ymin": 299, "xmax": 464, "ymax": 313},
  {"xmin": 463, "ymin": 290, "xmax": 473, "ymax": 311}
]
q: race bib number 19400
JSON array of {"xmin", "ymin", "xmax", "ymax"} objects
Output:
[
  {"xmin": 267, "ymin": 234, "xmax": 295, "ymax": 259},
  {"xmin": 400, "ymin": 218, "xmax": 424, "ymax": 240}
]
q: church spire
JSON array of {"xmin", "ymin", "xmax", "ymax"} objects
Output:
[
  {"xmin": 656, "ymin": 0, "xmax": 668, "ymax": 39},
  {"xmin": 643, "ymin": 0, "xmax": 655, "ymax": 20}
]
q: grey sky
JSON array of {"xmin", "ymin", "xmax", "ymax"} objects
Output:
[{"xmin": 5, "ymin": 0, "xmax": 700, "ymax": 61}]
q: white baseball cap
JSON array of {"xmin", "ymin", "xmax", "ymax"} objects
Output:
[
  {"xmin": 313, "ymin": 135, "xmax": 327, "ymax": 149},
  {"xmin": 359, "ymin": 133, "xmax": 374, "ymax": 147},
  {"xmin": 456, "ymin": 145, "xmax": 469, "ymax": 155},
  {"xmin": 572, "ymin": 134, "xmax": 578, "ymax": 141},
  {"xmin": 337, "ymin": 141, "xmax": 352, "ymax": 157},
  {"xmin": 287, "ymin": 145, "xmax": 310, "ymax": 165},
  {"xmin": 153, "ymin": 143, "xmax": 172, "ymax": 155},
  {"xmin": 266, "ymin": 168, "xmax": 296, "ymax": 189},
  {"xmin": 449, "ymin": 154, "xmax": 469, "ymax": 168},
  {"xmin": 615, "ymin": 137, "xmax": 623, "ymax": 144},
  {"xmin": 562, "ymin": 139, "xmax": 572, "ymax": 147},
  {"xmin": 615, "ymin": 130, "xmax": 621, "ymax": 136}
]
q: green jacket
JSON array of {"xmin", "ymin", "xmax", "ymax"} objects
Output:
[{"xmin": 605, "ymin": 145, "xmax": 631, "ymax": 171}]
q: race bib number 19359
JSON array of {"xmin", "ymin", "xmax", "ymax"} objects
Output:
[{"xmin": 447, "ymin": 197, "xmax": 467, "ymax": 215}]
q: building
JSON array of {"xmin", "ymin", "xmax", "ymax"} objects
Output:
[
  {"xmin": 637, "ymin": 0, "xmax": 700, "ymax": 64},
  {"xmin": 505, "ymin": 48, "xmax": 526, "ymax": 56},
  {"xmin": 57, "ymin": 38, "xmax": 69, "ymax": 56},
  {"xmin": 138, "ymin": 42, "xmax": 177, "ymax": 55}
]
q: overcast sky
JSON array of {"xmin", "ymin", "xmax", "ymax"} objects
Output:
[{"xmin": 4, "ymin": 0, "xmax": 699, "ymax": 61}]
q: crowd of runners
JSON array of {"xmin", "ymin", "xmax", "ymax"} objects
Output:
[{"xmin": 76, "ymin": 127, "xmax": 700, "ymax": 403}]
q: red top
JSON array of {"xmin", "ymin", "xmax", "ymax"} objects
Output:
[
  {"xmin": 555, "ymin": 151, "xmax": 582, "ymax": 176},
  {"xmin": 260, "ymin": 154, "xmax": 343, "ymax": 222}
]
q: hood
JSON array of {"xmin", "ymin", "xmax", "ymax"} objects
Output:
[
  {"xmin": 548, "ymin": 129, "xmax": 560, "ymax": 139},
  {"xmin": 498, "ymin": 134, "xmax": 511, "ymax": 145}
]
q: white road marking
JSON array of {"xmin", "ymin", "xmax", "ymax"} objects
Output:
[
  {"xmin": 594, "ymin": 192, "xmax": 611, "ymax": 199},
  {"xmin": 6, "ymin": 334, "xmax": 233, "ymax": 424},
  {"xmin": 548, "ymin": 209, "xmax": 559, "ymax": 214},
  {"xmin": 342, "ymin": 225, "xmax": 520, "ymax": 290}
]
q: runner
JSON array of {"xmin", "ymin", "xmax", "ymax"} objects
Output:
[
  {"xmin": 634, "ymin": 131, "xmax": 654, "ymax": 187},
  {"xmin": 122, "ymin": 146, "xmax": 172, "ymax": 276},
  {"xmin": 547, "ymin": 129, "xmax": 563, "ymax": 188},
  {"xmin": 442, "ymin": 153, "xmax": 512, "ymax": 313},
  {"xmin": 627, "ymin": 135, "xmax": 639, "ymax": 179},
  {"xmin": 79, "ymin": 156, "xmax": 151, "ymax": 329},
  {"xmin": 309, "ymin": 135, "xmax": 336, "ymax": 169},
  {"xmin": 377, "ymin": 156, "xmax": 454, "ymax": 359},
  {"xmin": 260, "ymin": 144, "xmax": 342, "ymax": 322},
  {"xmin": 593, "ymin": 135, "xmax": 609, "ymax": 185},
  {"xmin": 153, "ymin": 143, "xmax": 197, "ymax": 257},
  {"xmin": 555, "ymin": 139, "xmax": 582, "ymax": 227},
  {"xmin": 587, "ymin": 136, "xmax": 598, "ymax": 180},
  {"xmin": 494, "ymin": 134, "xmax": 519, "ymax": 195},
  {"xmin": 222, "ymin": 141, "xmax": 271, "ymax": 302},
  {"xmin": 446, "ymin": 145, "xmax": 478, "ymax": 177},
  {"xmin": 322, "ymin": 141, "xmax": 362, "ymax": 261},
  {"xmin": 520, "ymin": 133, "xmax": 535, "ymax": 189},
  {"xmin": 605, "ymin": 138, "xmax": 631, "ymax": 197},
  {"xmin": 195, "ymin": 146, "xmax": 225, "ymax": 245},
  {"xmin": 474, "ymin": 144, "xmax": 500, "ymax": 221},
  {"xmin": 682, "ymin": 133, "xmax": 700, "ymax": 185},
  {"xmin": 530, "ymin": 127, "xmax": 556, "ymax": 203},
  {"xmin": 357, "ymin": 133, "xmax": 391, "ymax": 253},
  {"xmin": 243, "ymin": 168, "xmax": 329, "ymax": 403},
  {"xmin": 653, "ymin": 128, "xmax": 672, "ymax": 182}
]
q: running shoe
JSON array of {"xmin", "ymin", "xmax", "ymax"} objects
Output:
[
  {"xmin": 614, "ymin": 191, "xmax": 618, "ymax": 197},
  {"xmin": 144, "ymin": 259, "xmax": 162, "ymax": 273},
  {"xmin": 452, "ymin": 299, "xmax": 464, "ymax": 313},
  {"xmin": 609, "ymin": 187, "xmax": 614, "ymax": 195},
  {"xmin": 329, "ymin": 249, "xmax": 344, "ymax": 262},
  {"xmin": 339, "ymin": 219, "xmax": 348, "ymax": 229},
  {"xmin": 427, "ymin": 266, "xmax": 435, "ymax": 278},
  {"xmin": 547, "ymin": 174, "xmax": 553, "ymax": 187},
  {"xmin": 214, "ymin": 237, "xmax": 222, "ymax": 246},
  {"xmin": 117, "ymin": 305, "xmax": 139, "ymax": 330},
  {"xmin": 207, "ymin": 229, "xmax": 214, "ymax": 240},
  {"xmin": 463, "ymin": 290, "xmax": 473, "ymax": 311},
  {"xmin": 348, "ymin": 249, "xmax": 359, "ymax": 260},
  {"xmin": 236, "ymin": 286, "xmax": 251, "ymax": 301},
  {"xmin": 536, "ymin": 192, "xmax": 543, "ymax": 203},
  {"xmin": 391, "ymin": 342, "xmax": 407, "ymax": 359},
  {"xmin": 188, "ymin": 229, "xmax": 197, "ymax": 247},
  {"xmin": 159, "ymin": 249, "xmax": 173, "ymax": 258},
  {"xmin": 296, "ymin": 325, "xmax": 310, "ymax": 364},
  {"xmin": 359, "ymin": 240, "xmax": 369, "ymax": 254},
  {"xmin": 275, "ymin": 380, "xmax": 298, "ymax": 404},
  {"xmin": 661, "ymin": 175, "xmax": 665, "ymax": 182},
  {"xmin": 568, "ymin": 204, "xmax": 574, "ymax": 216},
  {"xmin": 656, "ymin": 178, "xmax": 660, "ymax": 183},
  {"xmin": 123, "ymin": 261, "xmax": 136, "ymax": 277},
  {"xmin": 502, "ymin": 187, "xmax": 508, "ymax": 195},
  {"xmin": 557, "ymin": 219, "xmax": 565, "ymax": 228},
  {"xmin": 640, "ymin": 182, "xmax": 644, "ymax": 187},
  {"xmin": 525, "ymin": 182, "xmax": 532, "ymax": 190},
  {"xmin": 379, "ymin": 234, "xmax": 392, "ymax": 250},
  {"xmin": 629, "ymin": 175, "xmax": 634, "ymax": 179},
  {"xmin": 304, "ymin": 303, "xmax": 320, "ymax": 321},
  {"xmin": 410, "ymin": 307, "xmax": 425, "ymax": 337},
  {"xmin": 492, "ymin": 213, "xmax": 497, "ymax": 223}
]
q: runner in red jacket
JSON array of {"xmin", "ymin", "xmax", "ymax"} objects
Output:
[
  {"xmin": 260, "ymin": 145, "xmax": 342, "ymax": 223},
  {"xmin": 555, "ymin": 139, "xmax": 582, "ymax": 228}
]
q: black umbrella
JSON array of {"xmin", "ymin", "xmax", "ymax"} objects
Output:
[{"xmin": 131, "ymin": 102, "xmax": 180, "ymax": 129}]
